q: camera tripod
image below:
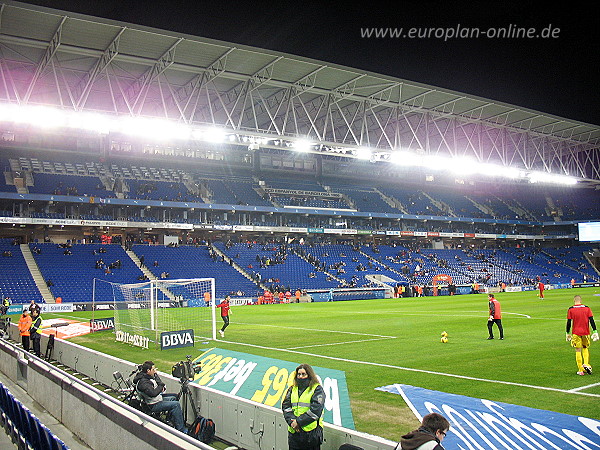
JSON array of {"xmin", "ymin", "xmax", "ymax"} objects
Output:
[{"xmin": 176, "ymin": 377, "xmax": 199, "ymax": 424}]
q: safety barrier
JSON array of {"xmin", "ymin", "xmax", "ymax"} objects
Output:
[
  {"xmin": 3, "ymin": 323, "xmax": 397, "ymax": 450},
  {"xmin": 0, "ymin": 380, "xmax": 68, "ymax": 449}
]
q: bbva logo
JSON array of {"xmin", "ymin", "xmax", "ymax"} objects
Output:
[
  {"xmin": 90, "ymin": 317, "xmax": 115, "ymax": 331},
  {"xmin": 161, "ymin": 329, "xmax": 195, "ymax": 349}
]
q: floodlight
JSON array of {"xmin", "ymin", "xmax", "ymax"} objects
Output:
[
  {"xmin": 293, "ymin": 139, "xmax": 312, "ymax": 152},
  {"xmin": 354, "ymin": 147, "xmax": 372, "ymax": 160},
  {"xmin": 203, "ymin": 128, "xmax": 226, "ymax": 143},
  {"xmin": 527, "ymin": 171, "xmax": 577, "ymax": 185}
]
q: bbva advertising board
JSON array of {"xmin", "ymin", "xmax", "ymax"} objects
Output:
[{"xmin": 191, "ymin": 348, "xmax": 355, "ymax": 429}]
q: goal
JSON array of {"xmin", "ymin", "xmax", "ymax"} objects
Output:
[{"xmin": 93, "ymin": 278, "xmax": 216, "ymax": 347}]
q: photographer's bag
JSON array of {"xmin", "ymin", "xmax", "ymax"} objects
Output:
[{"xmin": 189, "ymin": 416, "xmax": 215, "ymax": 443}]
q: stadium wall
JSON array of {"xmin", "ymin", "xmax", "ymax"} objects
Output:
[{"xmin": 3, "ymin": 325, "xmax": 397, "ymax": 450}]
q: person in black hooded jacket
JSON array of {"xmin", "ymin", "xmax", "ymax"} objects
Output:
[{"xmin": 399, "ymin": 412, "xmax": 450, "ymax": 450}]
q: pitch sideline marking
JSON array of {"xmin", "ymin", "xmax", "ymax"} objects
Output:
[{"xmin": 216, "ymin": 339, "xmax": 600, "ymax": 398}]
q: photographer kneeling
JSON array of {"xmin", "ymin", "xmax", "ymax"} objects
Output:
[{"xmin": 133, "ymin": 361, "xmax": 187, "ymax": 434}]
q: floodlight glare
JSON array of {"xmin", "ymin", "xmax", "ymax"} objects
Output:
[
  {"xmin": 354, "ymin": 147, "xmax": 372, "ymax": 160},
  {"xmin": 293, "ymin": 139, "xmax": 312, "ymax": 152},
  {"xmin": 390, "ymin": 151, "xmax": 422, "ymax": 166}
]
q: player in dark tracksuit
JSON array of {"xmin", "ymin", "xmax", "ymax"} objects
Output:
[{"xmin": 487, "ymin": 294, "xmax": 504, "ymax": 340}]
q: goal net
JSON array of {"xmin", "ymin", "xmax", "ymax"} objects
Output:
[{"xmin": 93, "ymin": 278, "xmax": 216, "ymax": 347}]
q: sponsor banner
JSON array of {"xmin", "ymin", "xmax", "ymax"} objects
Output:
[
  {"xmin": 373, "ymin": 230, "xmax": 386, "ymax": 235},
  {"xmin": 160, "ymin": 329, "xmax": 195, "ymax": 350},
  {"xmin": 7, "ymin": 305, "xmax": 26, "ymax": 315},
  {"xmin": 427, "ymin": 232, "xmax": 440, "ymax": 237},
  {"xmin": 289, "ymin": 227, "xmax": 308, "ymax": 233},
  {"xmin": 308, "ymin": 227, "xmax": 324, "ymax": 234},
  {"xmin": 400, "ymin": 231, "xmax": 414, "ymax": 236},
  {"xmin": 233, "ymin": 225, "xmax": 254, "ymax": 232},
  {"xmin": 40, "ymin": 318, "xmax": 92, "ymax": 339},
  {"xmin": 192, "ymin": 348, "xmax": 354, "ymax": 429},
  {"xmin": 573, "ymin": 282, "xmax": 600, "ymax": 288},
  {"xmin": 90, "ymin": 317, "xmax": 115, "ymax": 332},
  {"xmin": 264, "ymin": 188, "xmax": 341, "ymax": 198},
  {"xmin": 505, "ymin": 286, "xmax": 523, "ymax": 292},
  {"xmin": 357, "ymin": 230, "xmax": 372, "ymax": 235},
  {"xmin": 41, "ymin": 303, "xmax": 74, "ymax": 313},
  {"xmin": 414, "ymin": 231, "xmax": 427, "ymax": 237},
  {"xmin": 0, "ymin": 217, "xmax": 27, "ymax": 224},
  {"xmin": 213, "ymin": 224, "xmax": 233, "ymax": 231},
  {"xmin": 323, "ymin": 228, "xmax": 357, "ymax": 235},
  {"xmin": 464, "ymin": 233, "xmax": 476, "ymax": 238},
  {"xmin": 377, "ymin": 384, "xmax": 600, "ymax": 450},
  {"xmin": 386, "ymin": 230, "xmax": 400, "ymax": 236},
  {"xmin": 476, "ymin": 233, "xmax": 497, "ymax": 239},
  {"xmin": 115, "ymin": 330, "xmax": 150, "ymax": 349}
]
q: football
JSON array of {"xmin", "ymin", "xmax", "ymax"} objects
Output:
[
  {"xmin": 441, "ymin": 331, "xmax": 448, "ymax": 338},
  {"xmin": 441, "ymin": 337, "xmax": 449, "ymax": 343}
]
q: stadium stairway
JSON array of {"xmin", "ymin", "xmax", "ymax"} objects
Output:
[
  {"xmin": 124, "ymin": 249, "xmax": 177, "ymax": 301},
  {"xmin": 19, "ymin": 244, "xmax": 54, "ymax": 303}
]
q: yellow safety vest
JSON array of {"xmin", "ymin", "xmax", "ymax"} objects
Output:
[{"xmin": 288, "ymin": 384, "xmax": 323, "ymax": 433}]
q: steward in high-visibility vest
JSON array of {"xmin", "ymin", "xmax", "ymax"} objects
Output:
[
  {"xmin": 287, "ymin": 383, "xmax": 324, "ymax": 433},
  {"xmin": 282, "ymin": 364, "xmax": 326, "ymax": 450}
]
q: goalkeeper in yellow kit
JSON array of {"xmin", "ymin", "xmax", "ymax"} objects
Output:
[{"xmin": 566, "ymin": 295, "xmax": 598, "ymax": 375}]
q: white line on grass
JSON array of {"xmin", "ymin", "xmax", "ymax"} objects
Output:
[
  {"xmin": 233, "ymin": 321, "xmax": 396, "ymax": 339},
  {"xmin": 287, "ymin": 337, "xmax": 395, "ymax": 349},
  {"xmin": 216, "ymin": 339, "xmax": 600, "ymax": 398},
  {"xmin": 568, "ymin": 381, "xmax": 600, "ymax": 392}
]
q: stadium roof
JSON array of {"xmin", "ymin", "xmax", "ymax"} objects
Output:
[{"xmin": 1, "ymin": 1, "xmax": 599, "ymax": 183}]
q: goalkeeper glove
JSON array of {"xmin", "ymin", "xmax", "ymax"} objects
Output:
[
  {"xmin": 592, "ymin": 331, "xmax": 599, "ymax": 342},
  {"xmin": 566, "ymin": 333, "xmax": 572, "ymax": 342},
  {"xmin": 488, "ymin": 315, "xmax": 494, "ymax": 321}
]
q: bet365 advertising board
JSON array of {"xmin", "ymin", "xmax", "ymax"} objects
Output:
[{"xmin": 192, "ymin": 348, "xmax": 355, "ymax": 429}]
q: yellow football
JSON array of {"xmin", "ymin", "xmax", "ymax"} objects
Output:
[{"xmin": 441, "ymin": 337, "xmax": 449, "ymax": 343}]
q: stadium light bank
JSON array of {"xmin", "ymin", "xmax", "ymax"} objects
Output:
[{"xmin": 0, "ymin": 103, "xmax": 578, "ymax": 187}]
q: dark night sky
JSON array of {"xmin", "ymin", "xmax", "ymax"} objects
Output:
[{"xmin": 15, "ymin": 0, "xmax": 600, "ymax": 126}]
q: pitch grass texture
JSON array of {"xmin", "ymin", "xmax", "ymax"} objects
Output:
[{"xmin": 54, "ymin": 287, "xmax": 600, "ymax": 442}]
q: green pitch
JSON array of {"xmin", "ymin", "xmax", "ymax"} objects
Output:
[{"xmin": 50, "ymin": 287, "xmax": 600, "ymax": 442}]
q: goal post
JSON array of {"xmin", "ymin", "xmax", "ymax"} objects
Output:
[{"xmin": 92, "ymin": 277, "xmax": 216, "ymax": 347}]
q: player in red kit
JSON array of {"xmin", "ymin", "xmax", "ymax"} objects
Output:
[
  {"xmin": 538, "ymin": 281, "xmax": 545, "ymax": 299},
  {"xmin": 566, "ymin": 295, "xmax": 598, "ymax": 375},
  {"xmin": 216, "ymin": 295, "xmax": 231, "ymax": 337}
]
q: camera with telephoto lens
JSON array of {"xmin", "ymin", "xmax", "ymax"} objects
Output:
[{"xmin": 172, "ymin": 355, "xmax": 201, "ymax": 381}]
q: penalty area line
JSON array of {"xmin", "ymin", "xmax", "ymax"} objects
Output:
[
  {"xmin": 287, "ymin": 336, "xmax": 396, "ymax": 350},
  {"xmin": 214, "ymin": 340, "xmax": 600, "ymax": 398},
  {"xmin": 233, "ymin": 321, "xmax": 396, "ymax": 339}
]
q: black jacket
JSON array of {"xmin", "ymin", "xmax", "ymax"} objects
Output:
[{"xmin": 133, "ymin": 371, "xmax": 165, "ymax": 404}]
